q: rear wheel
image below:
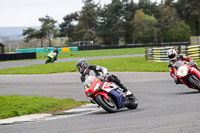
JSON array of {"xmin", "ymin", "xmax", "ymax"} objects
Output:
[
  {"xmin": 126, "ymin": 94, "xmax": 138, "ymax": 109},
  {"xmin": 96, "ymin": 95, "xmax": 117, "ymax": 113},
  {"xmin": 188, "ymin": 75, "xmax": 200, "ymax": 91}
]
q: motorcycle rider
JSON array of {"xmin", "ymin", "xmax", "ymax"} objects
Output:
[
  {"xmin": 167, "ymin": 49, "xmax": 199, "ymax": 84},
  {"xmin": 50, "ymin": 48, "xmax": 59, "ymax": 61},
  {"xmin": 76, "ymin": 59, "xmax": 132, "ymax": 95}
]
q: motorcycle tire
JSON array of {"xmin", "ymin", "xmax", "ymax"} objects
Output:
[
  {"xmin": 126, "ymin": 94, "xmax": 138, "ymax": 109},
  {"xmin": 96, "ymin": 95, "xmax": 117, "ymax": 113},
  {"xmin": 188, "ymin": 75, "xmax": 200, "ymax": 91},
  {"xmin": 45, "ymin": 59, "xmax": 51, "ymax": 64}
]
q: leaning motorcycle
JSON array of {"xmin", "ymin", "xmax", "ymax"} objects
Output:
[
  {"xmin": 84, "ymin": 76, "xmax": 138, "ymax": 113},
  {"xmin": 45, "ymin": 52, "xmax": 56, "ymax": 64},
  {"xmin": 172, "ymin": 61, "xmax": 200, "ymax": 91}
]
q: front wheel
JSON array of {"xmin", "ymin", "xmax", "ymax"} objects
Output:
[
  {"xmin": 188, "ymin": 75, "xmax": 200, "ymax": 91},
  {"xmin": 96, "ymin": 95, "xmax": 117, "ymax": 113},
  {"xmin": 45, "ymin": 59, "xmax": 51, "ymax": 64},
  {"xmin": 126, "ymin": 94, "xmax": 138, "ymax": 109}
]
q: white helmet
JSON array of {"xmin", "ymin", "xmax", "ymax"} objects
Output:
[{"xmin": 167, "ymin": 49, "xmax": 177, "ymax": 60}]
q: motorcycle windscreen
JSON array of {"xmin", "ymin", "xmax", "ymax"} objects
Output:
[{"xmin": 109, "ymin": 89, "xmax": 125, "ymax": 108}]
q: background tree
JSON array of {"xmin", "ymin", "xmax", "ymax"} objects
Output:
[
  {"xmin": 22, "ymin": 28, "xmax": 46, "ymax": 47},
  {"xmin": 165, "ymin": 0, "xmax": 175, "ymax": 6},
  {"xmin": 34, "ymin": 30, "xmax": 46, "ymax": 47},
  {"xmin": 22, "ymin": 28, "xmax": 36, "ymax": 43},
  {"xmin": 122, "ymin": 0, "xmax": 137, "ymax": 44},
  {"xmin": 137, "ymin": 0, "xmax": 158, "ymax": 16},
  {"xmin": 162, "ymin": 22, "xmax": 191, "ymax": 42},
  {"xmin": 98, "ymin": 0, "xmax": 125, "ymax": 45},
  {"xmin": 22, "ymin": 0, "xmax": 198, "ymax": 47},
  {"xmin": 131, "ymin": 10, "xmax": 144, "ymax": 43},
  {"xmin": 142, "ymin": 13, "xmax": 158, "ymax": 43},
  {"xmin": 157, "ymin": 3, "xmax": 181, "ymax": 42},
  {"xmin": 131, "ymin": 10, "xmax": 158, "ymax": 43},
  {"xmin": 75, "ymin": 0, "xmax": 99, "ymax": 42},
  {"xmin": 175, "ymin": 0, "xmax": 200, "ymax": 36},
  {"xmin": 59, "ymin": 12, "xmax": 79, "ymax": 42},
  {"xmin": 39, "ymin": 15, "xmax": 57, "ymax": 47}
]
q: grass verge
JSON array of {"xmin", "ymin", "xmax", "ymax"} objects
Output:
[
  {"xmin": 0, "ymin": 57, "xmax": 170, "ymax": 74},
  {"xmin": 36, "ymin": 48, "xmax": 145, "ymax": 59},
  {"xmin": 0, "ymin": 95, "xmax": 88, "ymax": 119}
]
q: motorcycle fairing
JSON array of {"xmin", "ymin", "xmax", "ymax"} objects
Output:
[
  {"xmin": 190, "ymin": 67, "xmax": 200, "ymax": 80},
  {"xmin": 109, "ymin": 89, "xmax": 125, "ymax": 108},
  {"xmin": 48, "ymin": 53, "xmax": 56, "ymax": 58},
  {"xmin": 47, "ymin": 53, "xmax": 56, "ymax": 62},
  {"xmin": 179, "ymin": 67, "xmax": 200, "ymax": 88},
  {"xmin": 85, "ymin": 78, "xmax": 102, "ymax": 97},
  {"xmin": 95, "ymin": 92, "xmax": 109, "ymax": 100},
  {"xmin": 101, "ymin": 82, "xmax": 116, "ymax": 93},
  {"xmin": 184, "ymin": 67, "xmax": 200, "ymax": 89}
]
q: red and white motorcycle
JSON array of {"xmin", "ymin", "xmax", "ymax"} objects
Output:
[
  {"xmin": 84, "ymin": 76, "xmax": 138, "ymax": 113},
  {"xmin": 172, "ymin": 61, "xmax": 200, "ymax": 91}
]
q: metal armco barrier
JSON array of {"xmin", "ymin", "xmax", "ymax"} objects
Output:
[
  {"xmin": 187, "ymin": 45, "xmax": 200, "ymax": 60},
  {"xmin": 146, "ymin": 47, "xmax": 173, "ymax": 62}
]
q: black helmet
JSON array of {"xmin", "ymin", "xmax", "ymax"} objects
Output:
[
  {"xmin": 76, "ymin": 59, "xmax": 89, "ymax": 74},
  {"xmin": 53, "ymin": 48, "xmax": 59, "ymax": 53},
  {"xmin": 54, "ymin": 48, "xmax": 58, "ymax": 52}
]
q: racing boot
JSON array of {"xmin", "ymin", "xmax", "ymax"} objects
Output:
[
  {"xmin": 118, "ymin": 82, "xmax": 133, "ymax": 96},
  {"xmin": 108, "ymin": 74, "xmax": 132, "ymax": 96}
]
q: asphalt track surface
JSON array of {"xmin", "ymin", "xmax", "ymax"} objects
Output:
[{"xmin": 1, "ymin": 72, "xmax": 200, "ymax": 133}]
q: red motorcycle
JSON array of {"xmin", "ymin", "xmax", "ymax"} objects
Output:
[
  {"xmin": 172, "ymin": 61, "xmax": 200, "ymax": 91},
  {"xmin": 84, "ymin": 76, "xmax": 138, "ymax": 113}
]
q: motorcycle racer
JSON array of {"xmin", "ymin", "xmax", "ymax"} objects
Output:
[
  {"xmin": 50, "ymin": 48, "xmax": 59, "ymax": 61},
  {"xmin": 76, "ymin": 59, "xmax": 132, "ymax": 95},
  {"xmin": 167, "ymin": 49, "xmax": 199, "ymax": 84}
]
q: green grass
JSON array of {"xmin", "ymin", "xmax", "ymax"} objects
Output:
[
  {"xmin": 0, "ymin": 57, "xmax": 170, "ymax": 74},
  {"xmin": 0, "ymin": 95, "xmax": 88, "ymax": 119},
  {"xmin": 90, "ymin": 57, "xmax": 169, "ymax": 72},
  {"xmin": 36, "ymin": 48, "xmax": 145, "ymax": 59}
]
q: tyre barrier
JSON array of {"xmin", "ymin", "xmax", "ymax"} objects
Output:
[
  {"xmin": 145, "ymin": 47, "xmax": 173, "ymax": 62},
  {"xmin": 187, "ymin": 45, "xmax": 200, "ymax": 60},
  {"xmin": 0, "ymin": 52, "xmax": 36, "ymax": 61},
  {"xmin": 146, "ymin": 45, "xmax": 199, "ymax": 62}
]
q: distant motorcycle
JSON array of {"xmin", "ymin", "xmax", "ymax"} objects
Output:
[
  {"xmin": 45, "ymin": 52, "xmax": 57, "ymax": 64},
  {"xmin": 84, "ymin": 76, "xmax": 138, "ymax": 113},
  {"xmin": 172, "ymin": 61, "xmax": 200, "ymax": 91}
]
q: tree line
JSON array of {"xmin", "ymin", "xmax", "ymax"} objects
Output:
[{"xmin": 23, "ymin": 0, "xmax": 200, "ymax": 47}]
